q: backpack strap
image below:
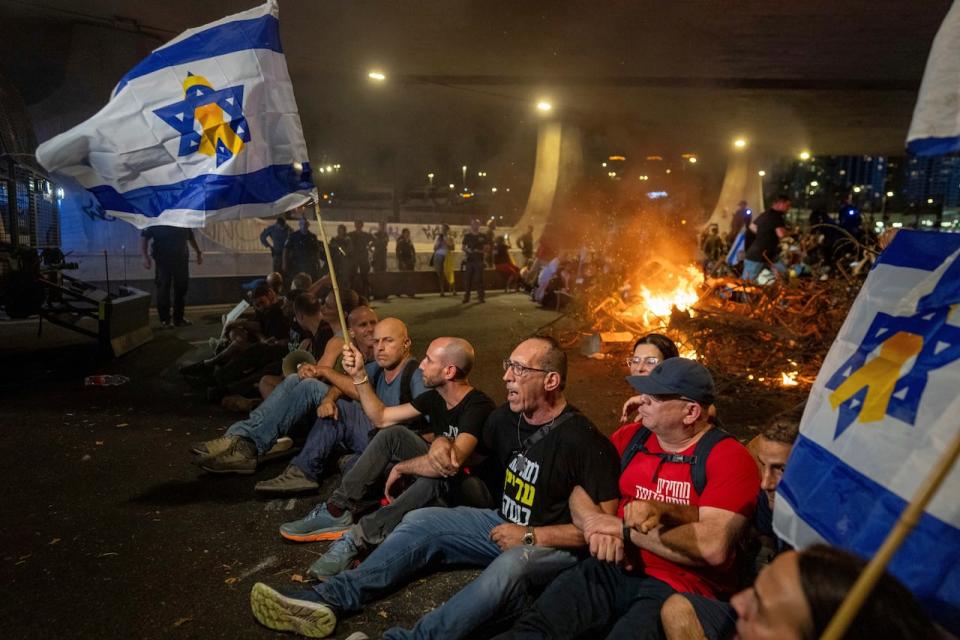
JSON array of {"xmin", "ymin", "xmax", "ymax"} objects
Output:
[
  {"xmin": 399, "ymin": 359, "xmax": 418, "ymax": 405},
  {"xmin": 518, "ymin": 410, "xmax": 578, "ymax": 452},
  {"xmin": 621, "ymin": 426, "xmax": 732, "ymax": 496}
]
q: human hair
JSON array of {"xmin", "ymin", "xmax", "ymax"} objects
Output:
[
  {"xmin": 797, "ymin": 545, "xmax": 935, "ymax": 640},
  {"xmin": 327, "ymin": 288, "xmax": 361, "ymax": 317},
  {"xmin": 442, "ymin": 338, "xmax": 475, "ymax": 379},
  {"xmin": 276, "ymin": 215, "xmax": 286, "ymax": 224},
  {"xmin": 347, "ymin": 304, "xmax": 375, "ymax": 328},
  {"xmin": 252, "ymin": 282, "xmax": 274, "ymax": 300},
  {"xmin": 293, "ymin": 292, "xmax": 321, "ymax": 316},
  {"xmin": 528, "ymin": 335, "xmax": 567, "ymax": 391},
  {"xmin": 632, "ymin": 333, "xmax": 680, "ymax": 361},
  {"xmin": 291, "ymin": 272, "xmax": 313, "ymax": 291},
  {"xmin": 774, "ymin": 193, "xmax": 791, "ymax": 204}
]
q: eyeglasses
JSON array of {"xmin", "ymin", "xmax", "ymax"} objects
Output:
[
  {"xmin": 502, "ymin": 359, "xmax": 552, "ymax": 377},
  {"xmin": 625, "ymin": 356, "xmax": 661, "ymax": 368}
]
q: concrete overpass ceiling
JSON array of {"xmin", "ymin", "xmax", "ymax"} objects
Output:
[{"xmin": 0, "ymin": 0, "xmax": 951, "ymax": 159}]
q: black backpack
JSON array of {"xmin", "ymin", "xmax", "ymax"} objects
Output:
[{"xmin": 619, "ymin": 426, "xmax": 732, "ymax": 496}]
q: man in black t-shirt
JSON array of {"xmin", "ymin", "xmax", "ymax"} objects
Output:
[
  {"xmin": 250, "ymin": 336, "xmax": 621, "ymax": 640},
  {"xmin": 347, "ymin": 220, "xmax": 375, "ymax": 298},
  {"xmin": 278, "ymin": 336, "xmax": 496, "ymax": 580},
  {"xmin": 283, "ymin": 217, "xmax": 322, "ymax": 280},
  {"xmin": 743, "ymin": 195, "xmax": 790, "ymax": 283},
  {"xmin": 461, "ymin": 218, "xmax": 488, "ymax": 303},
  {"xmin": 140, "ymin": 225, "xmax": 203, "ymax": 327}
]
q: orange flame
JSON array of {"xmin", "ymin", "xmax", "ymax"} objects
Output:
[
  {"xmin": 618, "ymin": 265, "xmax": 705, "ymax": 328},
  {"xmin": 781, "ymin": 371, "xmax": 799, "ymax": 386}
]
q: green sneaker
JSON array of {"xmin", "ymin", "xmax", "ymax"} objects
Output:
[
  {"xmin": 190, "ymin": 435, "xmax": 237, "ymax": 458},
  {"xmin": 250, "ymin": 582, "xmax": 337, "ymax": 638},
  {"xmin": 199, "ymin": 437, "xmax": 258, "ymax": 474},
  {"xmin": 255, "ymin": 464, "xmax": 319, "ymax": 495}
]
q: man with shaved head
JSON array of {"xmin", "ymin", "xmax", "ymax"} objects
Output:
[
  {"xmin": 255, "ymin": 317, "xmax": 427, "ymax": 495},
  {"xmin": 277, "ymin": 335, "xmax": 496, "ymax": 580},
  {"xmin": 250, "ymin": 336, "xmax": 621, "ymax": 640}
]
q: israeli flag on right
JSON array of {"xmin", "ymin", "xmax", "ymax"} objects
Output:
[
  {"xmin": 907, "ymin": 0, "xmax": 960, "ymax": 156},
  {"xmin": 774, "ymin": 230, "xmax": 960, "ymax": 634}
]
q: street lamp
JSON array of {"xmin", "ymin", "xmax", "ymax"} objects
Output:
[
  {"xmin": 758, "ymin": 170, "xmax": 766, "ymax": 177},
  {"xmin": 427, "ymin": 172, "xmax": 434, "ymax": 187},
  {"xmin": 799, "ymin": 150, "xmax": 811, "ymax": 161},
  {"xmin": 733, "ymin": 138, "xmax": 747, "ymax": 149},
  {"xmin": 688, "ymin": 157, "xmax": 697, "ymax": 164},
  {"xmin": 461, "ymin": 165, "xmax": 467, "ymax": 189},
  {"xmin": 367, "ymin": 70, "xmax": 386, "ymax": 82},
  {"xmin": 536, "ymin": 100, "xmax": 552, "ymax": 112}
]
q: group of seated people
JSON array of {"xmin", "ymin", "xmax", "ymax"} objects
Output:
[{"xmin": 185, "ymin": 299, "xmax": 938, "ymax": 639}]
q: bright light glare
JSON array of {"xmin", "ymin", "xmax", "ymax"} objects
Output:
[
  {"xmin": 368, "ymin": 71, "xmax": 386, "ymax": 81},
  {"xmin": 758, "ymin": 170, "xmax": 766, "ymax": 177},
  {"xmin": 536, "ymin": 100, "xmax": 552, "ymax": 112},
  {"xmin": 886, "ymin": 191, "xmax": 894, "ymax": 197},
  {"xmin": 853, "ymin": 186, "xmax": 862, "ymax": 193},
  {"xmin": 733, "ymin": 138, "xmax": 747, "ymax": 149},
  {"xmin": 688, "ymin": 157, "xmax": 697, "ymax": 164},
  {"xmin": 799, "ymin": 151, "xmax": 811, "ymax": 160},
  {"xmin": 810, "ymin": 181, "xmax": 819, "ymax": 187}
]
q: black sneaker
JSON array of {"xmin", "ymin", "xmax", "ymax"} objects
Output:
[{"xmin": 173, "ymin": 319, "xmax": 193, "ymax": 327}]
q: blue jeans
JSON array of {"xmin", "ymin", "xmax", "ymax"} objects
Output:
[
  {"xmin": 290, "ymin": 399, "xmax": 373, "ymax": 481},
  {"xmin": 225, "ymin": 373, "xmax": 329, "ymax": 454},
  {"xmin": 742, "ymin": 258, "xmax": 786, "ymax": 283},
  {"xmin": 313, "ymin": 507, "xmax": 580, "ymax": 640}
]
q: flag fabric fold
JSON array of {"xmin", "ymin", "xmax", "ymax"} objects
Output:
[
  {"xmin": 35, "ymin": 0, "xmax": 313, "ymax": 229},
  {"xmin": 774, "ymin": 230, "xmax": 960, "ymax": 634},
  {"xmin": 907, "ymin": 0, "xmax": 960, "ymax": 156}
]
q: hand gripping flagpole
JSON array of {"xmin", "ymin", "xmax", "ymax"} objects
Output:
[
  {"xmin": 311, "ymin": 199, "xmax": 350, "ymax": 341},
  {"xmin": 821, "ymin": 427, "xmax": 960, "ymax": 640}
]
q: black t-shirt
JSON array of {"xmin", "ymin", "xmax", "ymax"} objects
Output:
[
  {"xmin": 141, "ymin": 226, "xmax": 191, "ymax": 261},
  {"xmin": 410, "ymin": 387, "xmax": 495, "ymax": 440},
  {"xmin": 462, "ymin": 232, "xmax": 487, "ymax": 263},
  {"xmin": 482, "ymin": 404, "xmax": 621, "ymax": 527},
  {"xmin": 348, "ymin": 230, "xmax": 375, "ymax": 263},
  {"xmin": 744, "ymin": 209, "xmax": 786, "ymax": 262}
]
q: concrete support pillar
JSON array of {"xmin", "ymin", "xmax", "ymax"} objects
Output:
[
  {"xmin": 514, "ymin": 121, "xmax": 583, "ymax": 239},
  {"xmin": 705, "ymin": 151, "xmax": 765, "ymax": 234}
]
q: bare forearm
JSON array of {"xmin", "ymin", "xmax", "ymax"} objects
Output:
[
  {"xmin": 629, "ymin": 523, "xmax": 718, "ymax": 567},
  {"xmin": 321, "ymin": 386, "xmax": 343, "ymax": 405},
  {"xmin": 533, "ymin": 524, "xmax": 589, "ymax": 549},
  {"xmin": 320, "ymin": 367, "xmax": 360, "ymax": 399},
  {"xmin": 395, "ymin": 454, "xmax": 443, "ymax": 479},
  {"xmin": 355, "ymin": 378, "xmax": 388, "ymax": 426}
]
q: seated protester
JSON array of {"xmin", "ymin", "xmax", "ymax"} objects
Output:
[
  {"xmin": 266, "ymin": 271, "xmax": 284, "ymax": 296},
  {"xmin": 497, "ymin": 358, "xmax": 759, "ymax": 640},
  {"xmin": 493, "ymin": 234, "xmax": 521, "ymax": 292},
  {"xmin": 254, "ymin": 317, "xmax": 426, "ymax": 495},
  {"xmin": 249, "ymin": 336, "xmax": 621, "ymax": 640},
  {"xmin": 191, "ymin": 293, "xmax": 376, "ymax": 474},
  {"xmin": 275, "ymin": 337, "xmax": 496, "ymax": 580},
  {"xmin": 660, "ymin": 412, "xmax": 800, "ymax": 640},
  {"xmin": 732, "ymin": 545, "xmax": 935, "ymax": 640}
]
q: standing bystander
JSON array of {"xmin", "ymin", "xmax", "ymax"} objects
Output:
[{"xmin": 140, "ymin": 225, "xmax": 203, "ymax": 328}]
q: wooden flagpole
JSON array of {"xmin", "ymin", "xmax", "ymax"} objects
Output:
[
  {"xmin": 310, "ymin": 200, "xmax": 350, "ymax": 340},
  {"xmin": 820, "ymin": 427, "xmax": 960, "ymax": 639}
]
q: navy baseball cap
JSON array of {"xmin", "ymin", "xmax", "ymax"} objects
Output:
[{"xmin": 626, "ymin": 358, "xmax": 716, "ymax": 405}]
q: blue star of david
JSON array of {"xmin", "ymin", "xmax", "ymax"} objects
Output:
[
  {"xmin": 824, "ymin": 257, "xmax": 960, "ymax": 438},
  {"xmin": 153, "ymin": 73, "xmax": 250, "ymax": 166}
]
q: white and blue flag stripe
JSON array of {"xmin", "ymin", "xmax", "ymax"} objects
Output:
[
  {"xmin": 774, "ymin": 230, "xmax": 960, "ymax": 634},
  {"xmin": 907, "ymin": 1, "xmax": 960, "ymax": 156},
  {"xmin": 36, "ymin": 0, "xmax": 313, "ymax": 229}
]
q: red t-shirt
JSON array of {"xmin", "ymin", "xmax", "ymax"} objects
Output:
[{"xmin": 609, "ymin": 422, "xmax": 759, "ymax": 597}]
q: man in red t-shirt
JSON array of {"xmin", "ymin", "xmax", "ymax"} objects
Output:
[{"xmin": 498, "ymin": 358, "xmax": 759, "ymax": 640}]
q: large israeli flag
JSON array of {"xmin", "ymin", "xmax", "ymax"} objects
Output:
[
  {"xmin": 774, "ymin": 230, "xmax": 960, "ymax": 633},
  {"xmin": 907, "ymin": 1, "xmax": 960, "ymax": 156},
  {"xmin": 35, "ymin": 0, "xmax": 313, "ymax": 229}
]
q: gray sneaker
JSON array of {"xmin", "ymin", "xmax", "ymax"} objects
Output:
[
  {"xmin": 279, "ymin": 503, "xmax": 353, "ymax": 542},
  {"xmin": 199, "ymin": 437, "xmax": 258, "ymax": 474},
  {"xmin": 190, "ymin": 435, "xmax": 237, "ymax": 458},
  {"xmin": 308, "ymin": 534, "xmax": 359, "ymax": 580},
  {"xmin": 255, "ymin": 464, "xmax": 319, "ymax": 495}
]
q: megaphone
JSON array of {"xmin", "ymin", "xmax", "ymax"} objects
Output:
[{"xmin": 282, "ymin": 349, "xmax": 317, "ymax": 377}]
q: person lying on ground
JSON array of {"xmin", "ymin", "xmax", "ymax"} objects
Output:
[
  {"xmin": 494, "ymin": 357, "xmax": 759, "ymax": 640},
  {"xmin": 191, "ymin": 293, "xmax": 375, "ymax": 474},
  {"xmin": 276, "ymin": 336, "xmax": 496, "ymax": 582},
  {"xmin": 248, "ymin": 335, "xmax": 621, "ymax": 640},
  {"xmin": 254, "ymin": 317, "xmax": 427, "ymax": 495}
]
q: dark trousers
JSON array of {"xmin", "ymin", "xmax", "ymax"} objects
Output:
[
  {"xmin": 270, "ymin": 252, "xmax": 283, "ymax": 274},
  {"xmin": 463, "ymin": 259, "xmax": 485, "ymax": 302},
  {"xmin": 155, "ymin": 258, "xmax": 189, "ymax": 323},
  {"xmin": 497, "ymin": 557, "xmax": 677, "ymax": 640}
]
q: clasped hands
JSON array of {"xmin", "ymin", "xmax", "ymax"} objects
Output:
[{"xmin": 581, "ymin": 500, "xmax": 665, "ymax": 567}]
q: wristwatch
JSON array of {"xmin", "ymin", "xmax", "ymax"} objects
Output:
[{"xmin": 522, "ymin": 526, "xmax": 537, "ymax": 546}]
